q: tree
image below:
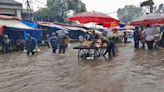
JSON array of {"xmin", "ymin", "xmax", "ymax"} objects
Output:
[
  {"xmin": 117, "ymin": 5, "xmax": 143, "ymax": 23},
  {"xmin": 154, "ymin": 3, "xmax": 164, "ymax": 13},
  {"xmin": 35, "ymin": 0, "xmax": 86, "ymax": 23}
]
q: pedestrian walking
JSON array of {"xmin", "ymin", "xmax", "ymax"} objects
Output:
[
  {"xmin": 16, "ymin": 37, "xmax": 25, "ymax": 51},
  {"xmin": 159, "ymin": 26, "xmax": 164, "ymax": 48},
  {"xmin": 1, "ymin": 35, "xmax": 11, "ymax": 54},
  {"xmin": 49, "ymin": 32, "xmax": 58, "ymax": 54},
  {"xmin": 123, "ymin": 32, "xmax": 128, "ymax": 43},
  {"xmin": 25, "ymin": 34, "xmax": 37, "ymax": 55},
  {"xmin": 143, "ymin": 24, "xmax": 155, "ymax": 49},
  {"xmin": 133, "ymin": 27, "xmax": 140, "ymax": 48},
  {"xmin": 154, "ymin": 26, "xmax": 161, "ymax": 48},
  {"xmin": 103, "ymin": 37, "xmax": 115, "ymax": 58},
  {"xmin": 58, "ymin": 33, "xmax": 67, "ymax": 54},
  {"xmin": 140, "ymin": 27, "xmax": 146, "ymax": 49}
]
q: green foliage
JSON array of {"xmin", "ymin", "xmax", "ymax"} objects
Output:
[
  {"xmin": 154, "ymin": 3, "xmax": 164, "ymax": 13},
  {"xmin": 35, "ymin": 0, "xmax": 86, "ymax": 23},
  {"xmin": 117, "ymin": 5, "xmax": 143, "ymax": 23}
]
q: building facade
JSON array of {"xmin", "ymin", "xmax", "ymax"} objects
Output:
[{"xmin": 0, "ymin": 0, "xmax": 22, "ymax": 18}]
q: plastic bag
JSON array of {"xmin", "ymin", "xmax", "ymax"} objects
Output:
[{"xmin": 68, "ymin": 43, "xmax": 72, "ymax": 48}]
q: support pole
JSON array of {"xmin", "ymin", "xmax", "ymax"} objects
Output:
[{"xmin": 149, "ymin": 0, "xmax": 153, "ymax": 13}]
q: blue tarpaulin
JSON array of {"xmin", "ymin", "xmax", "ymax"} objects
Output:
[
  {"xmin": 68, "ymin": 30, "xmax": 86, "ymax": 39},
  {"xmin": 21, "ymin": 20, "xmax": 39, "ymax": 29},
  {"xmin": 4, "ymin": 27, "xmax": 42, "ymax": 43},
  {"xmin": 40, "ymin": 25, "xmax": 62, "ymax": 32},
  {"xmin": 119, "ymin": 23, "xmax": 126, "ymax": 28},
  {"xmin": 38, "ymin": 24, "xmax": 65, "ymax": 40}
]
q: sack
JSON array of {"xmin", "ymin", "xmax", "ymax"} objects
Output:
[
  {"xmin": 102, "ymin": 43, "xmax": 107, "ymax": 47},
  {"xmin": 23, "ymin": 49, "xmax": 27, "ymax": 53},
  {"xmin": 33, "ymin": 48, "xmax": 41, "ymax": 53},
  {"xmin": 68, "ymin": 43, "xmax": 72, "ymax": 48},
  {"xmin": 82, "ymin": 41, "xmax": 92, "ymax": 47}
]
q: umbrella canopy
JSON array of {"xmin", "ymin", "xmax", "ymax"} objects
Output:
[
  {"xmin": 68, "ymin": 11, "xmax": 119, "ymax": 27},
  {"xmin": 130, "ymin": 13, "xmax": 164, "ymax": 26},
  {"xmin": 57, "ymin": 29, "xmax": 68, "ymax": 36}
]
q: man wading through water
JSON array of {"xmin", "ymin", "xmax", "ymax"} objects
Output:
[
  {"xmin": 58, "ymin": 32, "xmax": 67, "ymax": 54},
  {"xmin": 49, "ymin": 32, "xmax": 58, "ymax": 54},
  {"xmin": 1, "ymin": 35, "xmax": 11, "ymax": 54},
  {"xmin": 25, "ymin": 34, "xmax": 37, "ymax": 55},
  {"xmin": 134, "ymin": 27, "xmax": 140, "ymax": 48},
  {"xmin": 143, "ymin": 24, "xmax": 155, "ymax": 49}
]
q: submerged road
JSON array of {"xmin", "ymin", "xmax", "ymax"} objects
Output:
[{"xmin": 0, "ymin": 43, "xmax": 164, "ymax": 92}]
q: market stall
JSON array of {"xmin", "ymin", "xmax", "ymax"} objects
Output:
[
  {"xmin": 68, "ymin": 11, "xmax": 120, "ymax": 59},
  {"xmin": 73, "ymin": 39, "xmax": 107, "ymax": 59}
]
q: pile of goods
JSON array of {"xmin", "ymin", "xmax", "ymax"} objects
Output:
[{"xmin": 82, "ymin": 39, "xmax": 107, "ymax": 48}]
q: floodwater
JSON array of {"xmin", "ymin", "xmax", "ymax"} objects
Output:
[{"xmin": 0, "ymin": 43, "xmax": 164, "ymax": 92}]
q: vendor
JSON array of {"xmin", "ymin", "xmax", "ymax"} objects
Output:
[
  {"xmin": 103, "ymin": 37, "xmax": 115, "ymax": 57},
  {"xmin": 95, "ymin": 33, "xmax": 101, "ymax": 39},
  {"xmin": 88, "ymin": 30, "xmax": 96, "ymax": 40},
  {"xmin": 101, "ymin": 37, "xmax": 108, "ymax": 48}
]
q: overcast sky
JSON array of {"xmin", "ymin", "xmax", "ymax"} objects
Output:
[{"xmin": 16, "ymin": 0, "xmax": 164, "ymax": 19}]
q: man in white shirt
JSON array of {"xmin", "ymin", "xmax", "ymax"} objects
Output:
[{"xmin": 143, "ymin": 24, "xmax": 155, "ymax": 49}]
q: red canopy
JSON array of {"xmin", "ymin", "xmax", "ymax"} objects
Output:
[
  {"xmin": 0, "ymin": 15, "xmax": 21, "ymax": 20},
  {"xmin": 130, "ymin": 13, "xmax": 164, "ymax": 26},
  {"xmin": 0, "ymin": 25, "xmax": 4, "ymax": 36},
  {"xmin": 68, "ymin": 11, "xmax": 119, "ymax": 27}
]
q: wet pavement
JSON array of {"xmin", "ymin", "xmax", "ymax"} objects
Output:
[{"xmin": 0, "ymin": 43, "xmax": 164, "ymax": 92}]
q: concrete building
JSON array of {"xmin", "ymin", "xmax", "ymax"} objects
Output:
[{"xmin": 0, "ymin": 0, "xmax": 22, "ymax": 18}]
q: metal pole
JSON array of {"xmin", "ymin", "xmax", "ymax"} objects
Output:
[{"xmin": 149, "ymin": 0, "xmax": 153, "ymax": 13}]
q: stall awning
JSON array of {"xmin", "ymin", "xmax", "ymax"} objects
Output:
[
  {"xmin": 0, "ymin": 25, "xmax": 4, "ymax": 35},
  {"xmin": 38, "ymin": 21, "xmax": 65, "ymax": 30},
  {"xmin": 63, "ymin": 26, "xmax": 87, "ymax": 32},
  {"xmin": 21, "ymin": 20, "xmax": 39, "ymax": 29},
  {"xmin": 0, "ymin": 19, "xmax": 33, "ymax": 29}
]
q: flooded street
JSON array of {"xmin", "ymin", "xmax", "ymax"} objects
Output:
[{"xmin": 1, "ymin": 43, "xmax": 164, "ymax": 92}]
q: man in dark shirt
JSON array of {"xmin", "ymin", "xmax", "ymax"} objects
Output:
[
  {"xmin": 133, "ymin": 27, "xmax": 140, "ymax": 48},
  {"xmin": 49, "ymin": 32, "xmax": 58, "ymax": 54},
  {"xmin": 103, "ymin": 38, "xmax": 115, "ymax": 57},
  {"xmin": 25, "ymin": 34, "xmax": 37, "ymax": 55},
  {"xmin": 58, "ymin": 34, "xmax": 66, "ymax": 54}
]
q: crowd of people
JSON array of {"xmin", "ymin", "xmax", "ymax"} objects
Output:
[
  {"xmin": 0, "ymin": 30, "xmax": 72, "ymax": 55},
  {"xmin": 0, "ymin": 34, "xmax": 37, "ymax": 55},
  {"xmin": 48, "ymin": 32, "xmax": 71, "ymax": 54},
  {"xmin": 78, "ymin": 30, "xmax": 120, "ymax": 58},
  {"xmin": 2, "ymin": 25, "xmax": 163, "ymax": 57},
  {"xmin": 133, "ymin": 24, "xmax": 164, "ymax": 50},
  {"xmin": 0, "ymin": 29, "xmax": 122, "ymax": 59}
]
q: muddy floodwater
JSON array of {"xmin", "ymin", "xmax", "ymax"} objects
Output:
[{"xmin": 1, "ymin": 43, "xmax": 164, "ymax": 92}]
